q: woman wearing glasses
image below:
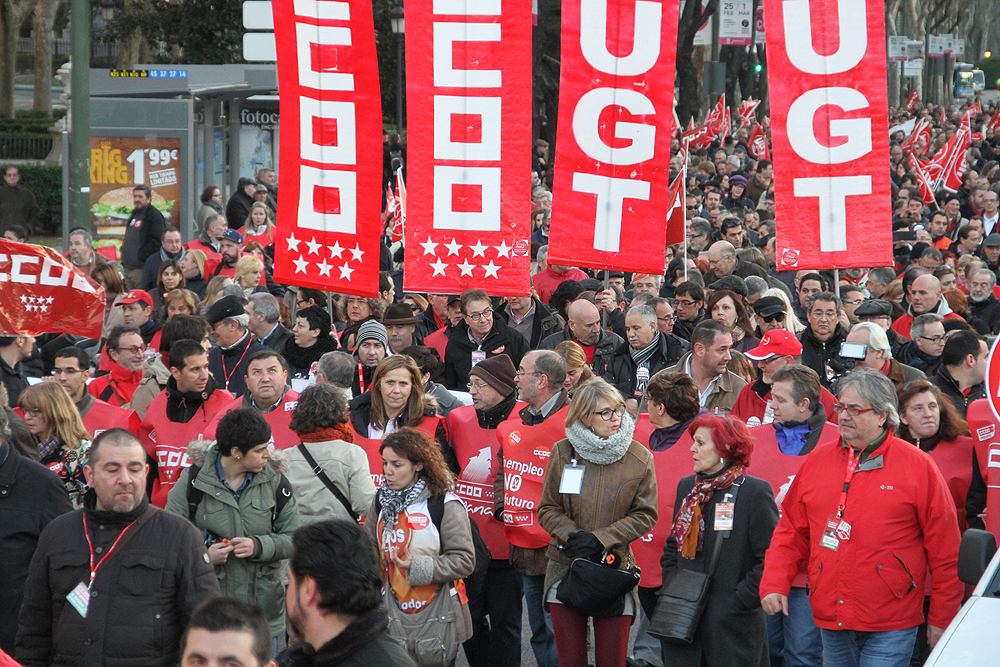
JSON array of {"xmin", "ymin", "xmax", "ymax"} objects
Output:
[
  {"xmin": 537, "ymin": 379, "xmax": 657, "ymax": 667},
  {"xmin": 17, "ymin": 383, "xmax": 91, "ymax": 507}
]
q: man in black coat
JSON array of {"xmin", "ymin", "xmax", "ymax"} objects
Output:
[
  {"xmin": 797, "ymin": 292, "xmax": 847, "ymax": 388},
  {"xmin": 967, "ymin": 267, "xmax": 1000, "ymax": 334},
  {"xmin": 498, "ymin": 295, "xmax": 564, "ymax": 349},
  {"xmin": 538, "ymin": 299, "xmax": 623, "ymax": 376},
  {"xmin": 139, "ymin": 227, "xmax": 185, "ymax": 291},
  {"xmin": 15, "ymin": 429, "xmax": 219, "ymax": 667},
  {"xmin": 928, "ymin": 330, "xmax": 988, "ymax": 419},
  {"xmin": 120, "ymin": 184, "xmax": 166, "ymax": 289},
  {"xmin": 602, "ymin": 305, "xmax": 679, "ymax": 413},
  {"xmin": 206, "ymin": 296, "xmax": 268, "ymax": 397},
  {"xmin": 226, "ymin": 177, "xmax": 257, "ymax": 230},
  {"xmin": 246, "ymin": 293, "xmax": 293, "ymax": 352},
  {"xmin": 443, "ymin": 289, "xmax": 530, "ymax": 391},
  {"xmin": 0, "ymin": 409, "xmax": 73, "ymax": 654}
]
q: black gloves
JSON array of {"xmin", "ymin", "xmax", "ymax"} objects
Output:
[{"xmin": 564, "ymin": 531, "xmax": 604, "ymax": 559}]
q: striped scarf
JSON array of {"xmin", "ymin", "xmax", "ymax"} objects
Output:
[{"xmin": 671, "ymin": 465, "xmax": 746, "ymax": 559}]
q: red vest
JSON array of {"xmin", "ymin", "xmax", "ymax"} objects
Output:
[
  {"xmin": 352, "ymin": 416, "xmax": 444, "ymax": 489},
  {"xmin": 965, "ymin": 399, "xmax": 1000, "ymax": 537},
  {"xmin": 631, "ymin": 416, "xmax": 696, "ymax": 588},
  {"xmin": 449, "ymin": 403, "xmax": 526, "ymax": 560},
  {"xmin": 138, "ymin": 387, "xmax": 234, "ymax": 507},
  {"xmin": 923, "ymin": 435, "xmax": 975, "ymax": 531},
  {"xmin": 424, "ymin": 327, "xmax": 449, "ymax": 359},
  {"xmin": 79, "ymin": 398, "xmax": 140, "ymax": 438},
  {"xmin": 496, "ymin": 406, "xmax": 569, "ymax": 550},
  {"xmin": 203, "ymin": 390, "xmax": 301, "ymax": 450}
]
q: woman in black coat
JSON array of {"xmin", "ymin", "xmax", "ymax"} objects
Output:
[{"xmin": 659, "ymin": 414, "xmax": 779, "ymax": 667}]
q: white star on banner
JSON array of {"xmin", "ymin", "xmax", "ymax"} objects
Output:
[
  {"xmin": 19, "ymin": 295, "xmax": 27, "ymax": 303},
  {"xmin": 40, "ymin": 304, "xmax": 48, "ymax": 312},
  {"xmin": 306, "ymin": 237, "xmax": 321, "ymax": 255},
  {"xmin": 421, "ymin": 236, "xmax": 439, "ymax": 256},
  {"xmin": 293, "ymin": 255, "xmax": 309, "ymax": 274},
  {"xmin": 469, "ymin": 239, "xmax": 487, "ymax": 257},
  {"xmin": 317, "ymin": 259, "xmax": 333, "ymax": 276},
  {"xmin": 430, "ymin": 258, "xmax": 448, "ymax": 276},
  {"xmin": 494, "ymin": 240, "xmax": 512, "ymax": 258},
  {"xmin": 46, "ymin": 297, "xmax": 54, "ymax": 304},
  {"xmin": 29, "ymin": 296, "xmax": 37, "ymax": 304},
  {"xmin": 25, "ymin": 304, "xmax": 33, "ymax": 312},
  {"xmin": 350, "ymin": 244, "xmax": 365, "ymax": 262},
  {"xmin": 338, "ymin": 263, "xmax": 354, "ymax": 280},
  {"xmin": 444, "ymin": 238, "xmax": 462, "ymax": 256},
  {"xmin": 458, "ymin": 260, "xmax": 475, "ymax": 276},
  {"xmin": 286, "ymin": 232, "xmax": 301, "ymax": 252},
  {"xmin": 328, "ymin": 242, "xmax": 344, "ymax": 259},
  {"xmin": 482, "ymin": 261, "xmax": 500, "ymax": 278}
]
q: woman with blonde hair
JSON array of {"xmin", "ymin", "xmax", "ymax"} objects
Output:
[
  {"xmin": 17, "ymin": 383, "xmax": 91, "ymax": 506},
  {"xmin": 199, "ymin": 275, "xmax": 234, "ymax": 312},
  {"xmin": 537, "ymin": 378, "xmax": 657, "ymax": 667},
  {"xmin": 365, "ymin": 427, "xmax": 474, "ymax": 666},
  {"xmin": 241, "ymin": 201, "xmax": 276, "ymax": 245},
  {"xmin": 554, "ymin": 340, "xmax": 593, "ymax": 394},
  {"xmin": 233, "ymin": 254, "xmax": 266, "ymax": 297},
  {"xmin": 181, "ymin": 248, "xmax": 209, "ymax": 298},
  {"xmin": 162, "ymin": 288, "xmax": 199, "ymax": 319}
]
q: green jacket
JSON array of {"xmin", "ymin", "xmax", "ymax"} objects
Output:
[{"xmin": 165, "ymin": 439, "xmax": 299, "ymax": 636}]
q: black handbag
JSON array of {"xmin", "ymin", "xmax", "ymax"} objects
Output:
[
  {"xmin": 554, "ymin": 445, "xmax": 641, "ymax": 618},
  {"xmin": 648, "ymin": 482, "xmax": 741, "ymax": 644},
  {"xmin": 557, "ymin": 553, "xmax": 642, "ymax": 618}
]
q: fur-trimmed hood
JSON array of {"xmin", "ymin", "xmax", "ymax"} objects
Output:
[{"xmin": 186, "ymin": 438, "xmax": 290, "ymax": 473}]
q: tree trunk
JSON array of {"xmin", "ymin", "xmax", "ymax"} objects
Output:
[
  {"xmin": 32, "ymin": 0, "xmax": 61, "ymax": 115},
  {"xmin": 0, "ymin": 0, "xmax": 41, "ymax": 117},
  {"xmin": 676, "ymin": 0, "xmax": 717, "ymax": 126}
]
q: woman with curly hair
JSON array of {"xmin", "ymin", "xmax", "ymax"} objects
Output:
[
  {"xmin": 340, "ymin": 294, "xmax": 386, "ymax": 350},
  {"xmin": 285, "ymin": 383, "xmax": 376, "ymax": 523},
  {"xmin": 896, "ymin": 379, "xmax": 975, "ymax": 530},
  {"xmin": 658, "ymin": 414, "xmax": 778, "ymax": 667},
  {"xmin": 365, "ymin": 427, "xmax": 474, "ymax": 666},
  {"xmin": 17, "ymin": 382, "xmax": 91, "ymax": 506}
]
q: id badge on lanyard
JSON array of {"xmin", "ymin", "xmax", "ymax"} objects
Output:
[
  {"xmin": 560, "ymin": 459, "xmax": 585, "ymax": 494},
  {"xmin": 822, "ymin": 447, "xmax": 862, "ymax": 550}
]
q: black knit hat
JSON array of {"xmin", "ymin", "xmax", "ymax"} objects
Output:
[{"xmin": 469, "ymin": 355, "xmax": 516, "ymax": 397}]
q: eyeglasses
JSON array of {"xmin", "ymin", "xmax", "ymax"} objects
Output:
[
  {"xmin": 21, "ymin": 408, "xmax": 41, "ymax": 418},
  {"xmin": 686, "ymin": 205, "xmax": 699, "ymax": 210},
  {"xmin": 919, "ymin": 335, "xmax": 946, "ymax": 345},
  {"xmin": 467, "ymin": 382, "xmax": 489, "ymax": 391},
  {"xmin": 296, "ymin": 300, "xmax": 309, "ymax": 308},
  {"xmin": 51, "ymin": 367, "xmax": 86, "ymax": 376},
  {"xmin": 466, "ymin": 309, "xmax": 493, "ymax": 322},
  {"xmin": 843, "ymin": 299, "xmax": 863, "ymax": 307},
  {"xmin": 675, "ymin": 299, "xmax": 699, "ymax": 307},
  {"xmin": 515, "ymin": 370, "xmax": 542, "ymax": 378},
  {"xmin": 593, "ymin": 404, "xmax": 627, "ymax": 421},
  {"xmin": 117, "ymin": 344, "xmax": 147, "ymax": 354},
  {"xmin": 833, "ymin": 403, "xmax": 876, "ymax": 417},
  {"xmin": 760, "ymin": 313, "xmax": 786, "ymax": 323},
  {"xmin": 658, "ymin": 315, "xmax": 676, "ymax": 324}
]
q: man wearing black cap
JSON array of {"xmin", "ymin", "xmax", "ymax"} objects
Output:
[
  {"xmin": 383, "ymin": 303, "xmax": 423, "ymax": 353},
  {"xmin": 980, "ymin": 233, "xmax": 1000, "ymax": 274},
  {"xmin": 449, "ymin": 355, "xmax": 523, "ymax": 667},
  {"xmin": 855, "ymin": 298, "xmax": 908, "ymax": 358},
  {"xmin": 752, "ymin": 295, "xmax": 788, "ymax": 338},
  {"xmin": 207, "ymin": 295, "xmax": 267, "ymax": 397}
]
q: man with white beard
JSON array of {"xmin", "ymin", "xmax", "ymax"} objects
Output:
[{"xmin": 966, "ymin": 268, "xmax": 1000, "ymax": 334}]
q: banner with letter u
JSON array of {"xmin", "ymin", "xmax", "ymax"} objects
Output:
[
  {"xmin": 271, "ymin": 0, "xmax": 384, "ymax": 297},
  {"xmin": 547, "ymin": 0, "xmax": 679, "ymax": 274},
  {"xmin": 767, "ymin": 0, "xmax": 892, "ymax": 271},
  {"xmin": 402, "ymin": 0, "xmax": 533, "ymax": 296}
]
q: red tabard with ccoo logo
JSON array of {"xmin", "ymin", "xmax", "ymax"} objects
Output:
[
  {"xmin": 79, "ymin": 399, "xmax": 140, "ymax": 439},
  {"xmin": 965, "ymin": 399, "xmax": 1000, "ymax": 537},
  {"xmin": 138, "ymin": 388, "xmax": 234, "ymax": 507},
  {"xmin": 496, "ymin": 406, "xmax": 569, "ymax": 549},
  {"xmin": 449, "ymin": 403, "xmax": 525, "ymax": 559},
  {"xmin": 203, "ymin": 391, "xmax": 301, "ymax": 450},
  {"xmin": 632, "ymin": 415, "xmax": 696, "ymax": 588},
  {"xmin": 353, "ymin": 416, "xmax": 444, "ymax": 493}
]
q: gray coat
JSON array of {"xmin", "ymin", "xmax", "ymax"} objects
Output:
[{"xmin": 659, "ymin": 474, "xmax": 778, "ymax": 667}]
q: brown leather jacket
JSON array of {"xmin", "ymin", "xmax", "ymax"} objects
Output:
[{"xmin": 537, "ymin": 438, "xmax": 658, "ymax": 568}]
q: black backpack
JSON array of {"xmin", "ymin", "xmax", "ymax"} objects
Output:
[
  {"xmin": 389, "ymin": 148, "xmax": 404, "ymax": 173},
  {"xmin": 376, "ymin": 494, "xmax": 491, "ymax": 599}
]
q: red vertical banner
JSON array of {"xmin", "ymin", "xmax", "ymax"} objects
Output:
[
  {"xmin": 547, "ymin": 0, "xmax": 679, "ymax": 274},
  {"xmin": 402, "ymin": 0, "xmax": 533, "ymax": 296},
  {"xmin": 271, "ymin": 0, "xmax": 384, "ymax": 297},
  {"xmin": 767, "ymin": 0, "xmax": 892, "ymax": 271}
]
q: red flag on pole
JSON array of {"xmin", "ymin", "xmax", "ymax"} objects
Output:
[
  {"xmin": 987, "ymin": 111, "xmax": 1000, "ymax": 134},
  {"xmin": 738, "ymin": 99, "xmax": 760, "ymax": 128},
  {"xmin": 967, "ymin": 102, "xmax": 981, "ymax": 117},
  {"xmin": 748, "ymin": 123, "xmax": 769, "ymax": 160},
  {"xmin": 706, "ymin": 94, "xmax": 725, "ymax": 129},
  {"xmin": 938, "ymin": 113, "xmax": 972, "ymax": 192},
  {"xmin": 665, "ymin": 170, "xmax": 686, "ymax": 247},
  {"xmin": 271, "ymin": 0, "xmax": 384, "ymax": 297},
  {"xmin": 904, "ymin": 89, "xmax": 920, "ymax": 113},
  {"xmin": 393, "ymin": 168, "xmax": 406, "ymax": 243},
  {"xmin": 0, "ymin": 240, "xmax": 105, "ymax": 337},
  {"xmin": 909, "ymin": 155, "xmax": 937, "ymax": 206}
]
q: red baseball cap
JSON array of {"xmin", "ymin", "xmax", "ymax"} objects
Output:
[
  {"xmin": 745, "ymin": 329, "xmax": 802, "ymax": 361},
  {"xmin": 118, "ymin": 290, "xmax": 152, "ymax": 308}
]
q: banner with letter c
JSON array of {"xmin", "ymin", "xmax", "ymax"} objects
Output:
[
  {"xmin": 402, "ymin": 0, "xmax": 533, "ymax": 296},
  {"xmin": 767, "ymin": 0, "xmax": 892, "ymax": 271},
  {"xmin": 271, "ymin": 0, "xmax": 384, "ymax": 297},
  {"xmin": 547, "ymin": 0, "xmax": 679, "ymax": 274}
]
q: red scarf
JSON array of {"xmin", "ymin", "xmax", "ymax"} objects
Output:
[{"xmin": 296, "ymin": 423, "xmax": 355, "ymax": 443}]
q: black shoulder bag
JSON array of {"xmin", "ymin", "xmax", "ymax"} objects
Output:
[
  {"xmin": 648, "ymin": 482, "xmax": 741, "ymax": 644},
  {"xmin": 554, "ymin": 447, "xmax": 642, "ymax": 618},
  {"xmin": 296, "ymin": 444, "xmax": 360, "ymax": 522}
]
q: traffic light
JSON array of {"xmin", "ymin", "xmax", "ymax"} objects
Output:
[{"xmin": 754, "ymin": 63, "xmax": 762, "ymax": 73}]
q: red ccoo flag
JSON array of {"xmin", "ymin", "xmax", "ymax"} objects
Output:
[
  {"xmin": 0, "ymin": 240, "xmax": 105, "ymax": 338},
  {"xmin": 905, "ymin": 89, "xmax": 920, "ymax": 113},
  {"xmin": 748, "ymin": 123, "xmax": 769, "ymax": 160},
  {"xmin": 738, "ymin": 99, "xmax": 760, "ymax": 128},
  {"xmin": 665, "ymin": 170, "xmax": 686, "ymax": 247},
  {"xmin": 909, "ymin": 155, "xmax": 937, "ymax": 206},
  {"xmin": 988, "ymin": 111, "xmax": 1000, "ymax": 134}
]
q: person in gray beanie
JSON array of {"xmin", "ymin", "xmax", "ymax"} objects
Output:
[{"xmin": 352, "ymin": 320, "xmax": 391, "ymax": 396}]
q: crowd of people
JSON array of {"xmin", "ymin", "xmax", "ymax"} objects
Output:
[{"xmin": 0, "ymin": 96, "xmax": 998, "ymax": 667}]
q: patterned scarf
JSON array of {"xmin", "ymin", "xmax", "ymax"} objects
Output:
[
  {"xmin": 377, "ymin": 478, "xmax": 427, "ymax": 546},
  {"xmin": 37, "ymin": 435, "xmax": 61, "ymax": 460},
  {"xmin": 671, "ymin": 464, "xmax": 746, "ymax": 559}
]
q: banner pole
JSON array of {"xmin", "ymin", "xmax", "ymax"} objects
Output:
[
  {"xmin": 834, "ymin": 269, "xmax": 840, "ymax": 299},
  {"xmin": 602, "ymin": 272, "xmax": 609, "ymax": 330},
  {"xmin": 683, "ymin": 143, "xmax": 690, "ymax": 283}
]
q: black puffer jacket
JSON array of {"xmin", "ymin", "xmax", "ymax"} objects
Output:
[
  {"xmin": 443, "ymin": 318, "xmax": 530, "ymax": 391},
  {"xmin": 601, "ymin": 334, "xmax": 687, "ymax": 400},
  {"xmin": 0, "ymin": 443, "xmax": 73, "ymax": 653},
  {"xmin": 538, "ymin": 326, "xmax": 624, "ymax": 376},
  {"xmin": 15, "ymin": 492, "xmax": 219, "ymax": 667}
]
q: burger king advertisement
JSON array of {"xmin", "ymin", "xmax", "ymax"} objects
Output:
[{"xmin": 90, "ymin": 136, "xmax": 181, "ymax": 248}]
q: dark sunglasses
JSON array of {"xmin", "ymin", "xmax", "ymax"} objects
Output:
[{"xmin": 760, "ymin": 312, "xmax": 786, "ymax": 323}]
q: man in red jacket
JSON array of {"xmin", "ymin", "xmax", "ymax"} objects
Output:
[
  {"xmin": 761, "ymin": 369, "xmax": 963, "ymax": 666},
  {"xmin": 88, "ymin": 325, "xmax": 145, "ymax": 407}
]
